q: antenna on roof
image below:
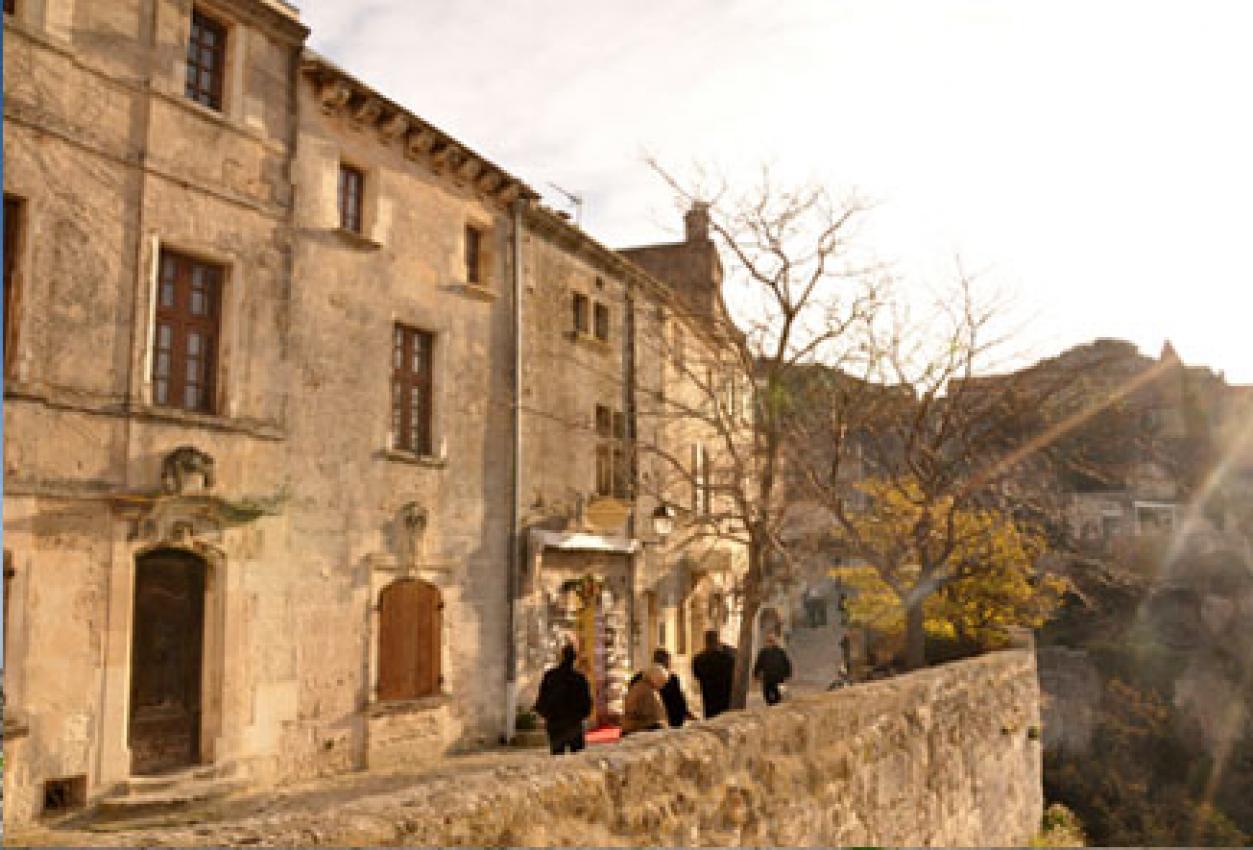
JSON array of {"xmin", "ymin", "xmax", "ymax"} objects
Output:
[{"xmin": 547, "ymin": 182, "xmax": 584, "ymax": 226}]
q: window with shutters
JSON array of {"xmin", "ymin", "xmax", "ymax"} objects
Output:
[
  {"xmin": 152, "ymin": 250, "xmax": 222, "ymax": 413},
  {"xmin": 391, "ymin": 325, "xmax": 434, "ymax": 455},
  {"xmin": 338, "ymin": 163, "xmax": 364, "ymax": 234},
  {"xmin": 186, "ymin": 9, "xmax": 227, "ymax": 111},
  {"xmin": 4, "ymin": 195, "xmax": 22, "ymax": 376},
  {"xmin": 377, "ymin": 579, "xmax": 442, "ymax": 701}
]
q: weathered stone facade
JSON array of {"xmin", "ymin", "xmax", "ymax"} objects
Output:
[{"xmin": 3, "ymin": 0, "xmax": 747, "ymax": 826}]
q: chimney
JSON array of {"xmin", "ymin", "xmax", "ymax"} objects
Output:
[{"xmin": 684, "ymin": 202, "xmax": 710, "ymax": 243}]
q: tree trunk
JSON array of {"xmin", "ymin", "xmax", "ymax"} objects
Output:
[
  {"xmin": 730, "ymin": 541, "xmax": 764, "ymax": 709},
  {"xmin": 904, "ymin": 598, "xmax": 926, "ymax": 670}
]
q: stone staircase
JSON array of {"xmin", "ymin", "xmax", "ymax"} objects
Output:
[{"xmin": 94, "ymin": 762, "xmax": 247, "ymax": 823}]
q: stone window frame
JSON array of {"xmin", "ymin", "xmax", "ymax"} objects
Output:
[
  {"xmin": 390, "ymin": 323, "xmax": 435, "ymax": 458},
  {"xmin": 151, "ymin": 249, "xmax": 224, "ymax": 414},
  {"xmin": 185, "ymin": 7, "xmax": 228, "ymax": 112},
  {"xmin": 572, "ymin": 292, "xmax": 590, "ymax": 336},
  {"xmin": 337, "ymin": 161, "xmax": 365, "ymax": 234},
  {"xmin": 139, "ymin": 235, "xmax": 247, "ymax": 422},
  {"xmin": 455, "ymin": 213, "xmax": 496, "ymax": 295},
  {"xmin": 365, "ymin": 559, "xmax": 455, "ymax": 713},
  {"xmin": 593, "ymin": 300, "xmax": 610, "ymax": 343},
  {"xmin": 382, "ymin": 310, "xmax": 448, "ymax": 466},
  {"xmin": 173, "ymin": 1, "xmax": 252, "ymax": 127}
]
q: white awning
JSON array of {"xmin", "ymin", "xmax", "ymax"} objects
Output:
[{"xmin": 529, "ymin": 529, "xmax": 640, "ymax": 555}]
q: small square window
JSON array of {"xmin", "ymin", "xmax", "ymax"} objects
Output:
[
  {"xmin": 338, "ymin": 164, "xmax": 364, "ymax": 233},
  {"xmin": 593, "ymin": 302, "xmax": 610, "ymax": 342},
  {"xmin": 4, "ymin": 0, "xmax": 17, "ymax": 15}
]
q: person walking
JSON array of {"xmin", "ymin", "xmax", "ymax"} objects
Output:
[
  {"xmin": 621, "ymin": 663, "xmax": 669, "ymax": 737},
  {"xmin": 651, "ymin": 648, "xmax": 695, "ymax": 728},
  {"xmin": 692, "ymin": 629, "xmax": 736, "ymax": 719},
  {"xmin": 753, "ymin": 632, "xmax": 793, "ymax": 706},
  {"xmin": 533, "ymin": 643, "xmax": 593, "ymax": 755}
]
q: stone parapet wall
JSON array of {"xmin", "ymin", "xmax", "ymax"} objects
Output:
[
  {"xmin": 413, "ymin": 650, "xmax": 1042, "ymax": 848},
  {"xmin": 91, "ymin": 650, "xmax": 1040, "ymax": 847}
]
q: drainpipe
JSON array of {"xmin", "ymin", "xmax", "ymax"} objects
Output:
[
  {"xmin": 502, "ymin": 198, "xmax": 525, "ymax": 743},
  {"xmin": 623, "ymin": 280, "xmax": 638, "ymax": 670}
]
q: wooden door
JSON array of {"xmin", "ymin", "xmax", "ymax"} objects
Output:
[
  {"xmin": 129, "ymin": 551, "xmax": 205, "ymax": 775},
  {"xmin": 377, "ymin": 579, "xmax": 441, "ymax": 701}
]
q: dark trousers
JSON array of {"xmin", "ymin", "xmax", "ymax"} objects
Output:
[
  {"xmin": 547, "ymin": 726, "xmax": 586, "ymax": 755},
  {"xmin": 763, "ymin": 680, "xmax": 783, "ymax": 705}
]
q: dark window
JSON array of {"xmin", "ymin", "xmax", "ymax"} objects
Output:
[
  {"xmin": 4, "ymin": 551, "xmax": 13, "ymax": 671},
  {"xmin": 153, "ymin": 250, "xmax": 222, "ymax": 413},
  {"xmin": 572, "ymin": 293, "xmax": 589, "ymax": 336},
  {"xmin": 593, "ymin": 302, "xmax": 610, "ymax": 342},
  {"xmin": 377, "ymin": 579, "xmax": 442, "ymax": 701},
  {"xmin": 185, "ymin": 9, "xmax": 227, "ymax": 111},
  {"xmin": 338, "ymin": 164, "xmax": 364, "ymax": 233},
  {"xmin": 3, "ymin": 0, "xmax": 16, "ymax": 16},
  {"xmin": 391, "ymin": 325, "xmax": 434, "ymax": 455},
  {"xmin": 4, "ymin": 195, "xmax": 21, "ymax": 374},
  {"xmin": 594, "ymin": 405, "xmax": 629, "ymax": 498},
  {"xmin": 464, "ymin": 225, "xmax": 482, "ymax": 285}
]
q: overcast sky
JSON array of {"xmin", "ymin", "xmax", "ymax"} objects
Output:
[{"xmin": 297, "ymin": 0, "xmax": 1253, "ymax": 383}]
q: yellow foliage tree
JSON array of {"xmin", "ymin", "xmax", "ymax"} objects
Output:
[{"xmin": 832, "ymin": 477, "xmax": 1067, "ymax": 659}]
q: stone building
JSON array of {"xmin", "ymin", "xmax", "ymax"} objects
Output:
[{"xmin": 2, "ymin": 0, "xmax": 747, "ymax": 825}]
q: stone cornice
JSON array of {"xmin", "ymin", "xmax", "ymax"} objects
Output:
[
  {"xmin": 301, "ymin": 51, "xmax": 538, "ymax": 210},
  {"xmin": 202, "ymin": 0, "xmax": 309, "ymax": 45}
]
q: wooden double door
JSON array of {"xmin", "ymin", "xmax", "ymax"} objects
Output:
[{"xmin": 129, "ymin": 550, "xmax": 205, "ymax": 775}]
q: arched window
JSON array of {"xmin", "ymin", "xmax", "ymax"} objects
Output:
[{"xmin": 377, "ymin": 579, "xmax": 442, "ymax": 701}]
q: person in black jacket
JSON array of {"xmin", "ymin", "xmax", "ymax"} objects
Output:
[
  {"xmin": 692, "ymin": 629, "xmax": 736, "ymax": 719},
  {"xmin": 534, "ymin": 643, "xmax": 593, "ymax": 755},
  {"xmin": 651, "ymin": 648, "xmax": 694, "ymax": 728},
  {"xmin": 752, "ymin": 632, "xmax": 792, "ymax": 706}
]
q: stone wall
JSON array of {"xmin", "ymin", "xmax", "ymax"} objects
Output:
[{"xmin": 152, "ymin": 650, "xmax": 1043, "ymax": 847}]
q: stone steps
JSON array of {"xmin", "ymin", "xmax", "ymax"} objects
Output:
[{"xmin": 93, "ymin": 762, "xmax": 246, "ymax": 826}]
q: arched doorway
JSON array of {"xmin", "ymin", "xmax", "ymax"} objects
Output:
[{"xmin": 129, "ymin": 549, "xmax": 206, "ymax": 775}]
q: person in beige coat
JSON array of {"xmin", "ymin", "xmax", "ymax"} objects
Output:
[{"xmin": 621, "ymin": 663, "xmax": 669, "ymax": 737}]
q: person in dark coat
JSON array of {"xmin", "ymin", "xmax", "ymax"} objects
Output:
[
  {"xmin": 753, "ymin": 632, "xmax": 793, "ymax": 706},
  {"xmin": 651, "ymin": 648, "xmax": 694, "ymax": 728},
  {"xmin": 692, "ymin": 629, "xmax": 736, "ymax": 719},
  {"xmin": 534, "ymin": 643, "xmax": 593, "ymax": 755}
]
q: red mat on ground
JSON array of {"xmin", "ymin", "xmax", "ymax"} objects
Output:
[{"xmin": 586, "ymin": 725, "xmax": 621, "ymax": 745}]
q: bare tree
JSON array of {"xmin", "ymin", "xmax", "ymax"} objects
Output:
[{"xmin": 630, "ymin": 162, "xmax": 882, "ymax": 707}]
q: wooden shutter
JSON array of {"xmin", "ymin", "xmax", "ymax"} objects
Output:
[{"xmin": 378, "ymin": 579, "xmax": 442, "ymax": 701}]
